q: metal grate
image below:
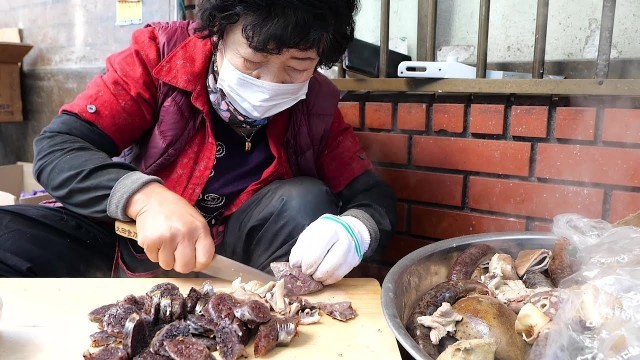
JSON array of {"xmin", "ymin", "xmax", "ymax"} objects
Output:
[
  {"xmin": 374, "ymin": 0, "xmax": 618, "ymax": 80},
  {"xmin": 331, "ymin": 0, "xmax": 638, "ymax": 96}
]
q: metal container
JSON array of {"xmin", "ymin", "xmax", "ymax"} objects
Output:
[{"xmin": 381, "ymin": 231, "xmax": 558, "ymax": 360}]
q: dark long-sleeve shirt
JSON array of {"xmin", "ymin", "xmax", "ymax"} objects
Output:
[{"xmin": 34, "ymin": 112, "xmax": 397, "ymax": 257}]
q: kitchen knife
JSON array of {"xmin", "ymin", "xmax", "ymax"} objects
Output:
[{"xmin": 114, "ymin": 220, "xmax": 275, "ymax": 283}]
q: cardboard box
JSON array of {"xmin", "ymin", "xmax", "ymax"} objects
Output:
[
  {"xmin": 0, "ymin": 28, "xmax": 33, "ymax": 122},
  {"xmin": 616, "ymin": 210, "xmax": 640, "ymax": 228},
  {"xmin": 0, "ymin": 162, "xmax": 53, "ymax": 206}
]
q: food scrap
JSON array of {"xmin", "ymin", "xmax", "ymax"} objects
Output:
[{"xmin": 270, "ymin": 262, "xmax": 324, "ymax": 296}]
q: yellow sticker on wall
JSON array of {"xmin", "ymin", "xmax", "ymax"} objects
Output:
[{"xmin": 116, "ymin": 0, "xmax": 143, "ymax": 26}]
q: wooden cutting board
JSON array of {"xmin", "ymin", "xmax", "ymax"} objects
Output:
[{"xmin": 0, "ymin": 278, "xmax": 401, "ymax": 359}]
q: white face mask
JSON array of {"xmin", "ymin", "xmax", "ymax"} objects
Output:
[{"xmin": 216, "ymin": 55, "xmax": 310, "ymax": 119}]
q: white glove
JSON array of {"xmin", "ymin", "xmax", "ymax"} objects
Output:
[{"xmin": 289, "ymin": 214, "xmax": 370, "ymax": 285}]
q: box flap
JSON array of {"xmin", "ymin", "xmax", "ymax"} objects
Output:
[
  {"xmin": 18, "ymin": 193, "xmax": 52, "ymax": 205},
  {"xmin": 17, "ymin": 161, "xmax": 42, "ymax": 192},
  {"xmin": 0, "ymin": 43, "xmax": 33, "ymax": 64},
  {"xmin": 0, "ymin": 163, "xmax": 52, "ymax": 206},
  {"xmin": 0, "ymin": 191, "xmax": 17, "ymax": 206},
  {"xmin": 615, "ymin": 210, "xmax": 640, "ymax": 228},
  {"xmin": 0, "ymin": 164, "xmax": 23, "ymax": 196},
  {"xmin": 0, "ymin": 28, "xmax": 21, "ymax": 43}
]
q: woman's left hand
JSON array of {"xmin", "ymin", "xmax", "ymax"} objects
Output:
[{"xmin": 289, "ymin": 214, "xmax": 370, "ymax": 285}]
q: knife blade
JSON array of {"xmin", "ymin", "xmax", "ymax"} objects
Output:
[{"xmin": 114, "ymin": 220, "xmax": 275, "ymax": 283}]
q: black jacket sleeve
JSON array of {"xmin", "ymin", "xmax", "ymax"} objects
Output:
[
  {"xmin": 337, "ymin": 170, "xmax": 397, "ymax": 258},
  {"xmin": 33, "ymin": 112, "xmax": 137, "ymax": 221}
]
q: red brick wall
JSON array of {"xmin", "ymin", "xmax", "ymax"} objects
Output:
[{"xmin": 339, "ymin": 94, "xmax": 640, "ymax": 268}]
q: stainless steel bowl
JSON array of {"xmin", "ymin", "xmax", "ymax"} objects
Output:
[{"xmin": 381, "ymin": 231, "xmax": 558, "ymax": 360}]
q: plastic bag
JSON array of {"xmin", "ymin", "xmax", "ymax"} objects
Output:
[{"xmin": 529, "ymin": 213, "xmax": 640, "ymax": 359}]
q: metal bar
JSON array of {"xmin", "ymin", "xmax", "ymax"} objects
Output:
[
  {"xmin": 173, "ymin": 0, "xmax": 182, "ymax": 21},
  {"xmin": 476, "ymin": 0, "xmax": 491, "ymax": 78},
  {"xmin": 379, "ymin": 0, "xmax": 391, "ymax": 78},
  {"xmin": 417, "ymin": 0, "xmax": 437, "ymax": 61},
  {"xmin": 183, "ymin": 0, "xmax": 197, "ymax": 20},
  {"xmin": 487, "ymin": 58, "xmax": 640, "ymax": 79},
  {"xmin": 532, "ymin": 0, "xmax": 549, "ymax": 79},
  {"xmin": 337, "ymin": 58, "xmax": 346, "ymax": 78},
  {"xmin": 331, "ymin": 78, "xmax": 640, "ymax": 96},
  {"xmin": 596, "ymin": 0, "xmax": 617, "ymax": 79}
]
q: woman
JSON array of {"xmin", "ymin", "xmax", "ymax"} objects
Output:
[{"xmin": 0, "ymin": 0, "xmax": 396, "ymax": 284}]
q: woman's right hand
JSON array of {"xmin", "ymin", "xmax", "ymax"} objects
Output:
[{"xmin": 125, "ymin": 182, "xmax": 215, "ymax": 273}]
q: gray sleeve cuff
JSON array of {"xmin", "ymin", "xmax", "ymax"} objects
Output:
[
  {"xmin": 342, "ymin": 208, "xmax": 380, "ymax": 258},
  {"xmin": 107, "ymin": 171, "xmax": 164, "ymax": 221}
]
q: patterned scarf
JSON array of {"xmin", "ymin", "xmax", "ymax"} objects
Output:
[{"xmin": 206, "ymin": 54, "xmax": 269, "ymax": 131}]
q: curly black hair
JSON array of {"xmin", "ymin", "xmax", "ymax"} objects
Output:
[{"xmin": 195, "ymin": 0, "xmax": 358, "ymax": 69}]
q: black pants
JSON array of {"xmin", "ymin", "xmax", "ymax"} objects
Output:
[{"xmin": 0, "ymin": 177, "xmax": 338, "ymax": 277}]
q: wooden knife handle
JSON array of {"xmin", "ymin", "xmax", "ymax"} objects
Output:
[{"xmin": 115, "ymin": 220, "xmax": 139, "ymax": 240}]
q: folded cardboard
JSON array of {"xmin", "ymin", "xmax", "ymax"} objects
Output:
[
  {"xmin": 0, "ymin": 28, "xmax": 33, "ymax": 122},
  {"xmin": 0, "ymin": 162, "xmax": 52, "ymax": 206},
  {"xmin": 616, "ymin": 210, "xmax": 640, "ymax": 228}
]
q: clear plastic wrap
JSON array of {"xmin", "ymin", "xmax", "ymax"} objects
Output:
[{"xmin": 528, "ymin": 213, "xmax": 640, "ymax": 359}]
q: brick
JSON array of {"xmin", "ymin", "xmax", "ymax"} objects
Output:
[
  {"xmin": 356, "ymin": 132, "xmax": 408, "ymax": 164},
  {"xmin": 511, "ymin": 106, "xmax": 548, "ymax": 137},
  {"xmin": 531, "ymin": 221, "xmax": 553, "ymax": 232},
  {"xmin": 536, "ymin": 143, "xmax": 640, "ymax": 187},
  {"xmin": 433, "ymin": 104, "xmax": 464, "ymax": 133},
  {"xmin": 375, "ymin": 167, "xmax": 463, "ymax": 206},
  {"xmin": 398, "ymin": 103, "xmax": 427, "ymax": 131},
  {"xmin": 468, "ymin": 177, "xmax": 604, "ymax": 219},
  {"xmin": 410, "ymin": 207, "xmax": 526, "ymax": 240},
  {"xmin": 365, "ymin": 102, "xmax": 393, "ymax": 130},
  {"xmin": 603, "ymin": 108, "xmax": 640, "ymax": 144},
  {"xmin": 396, "ymin": 203, "xmax": 407, "ymax": 232},
  {"xmin": 382, "ymin": 236, "xmax": 434, "ymax": 263},
  {"xmin": 555, "ymin": 107, "xmax": 596, "ymax": 141},
  {"xmin": 609, "ymin": 191, "xmax": 640, "ymax": 223},
  {"xmin": 470, "ymin": 104, "xmax": 505, "ymax": 134},
  {"xmin": 338, "ymin": 102, "xmax": 360, "ymax": 128},
  {"xmin": 412, "ymin": 136, "xmax": 531, "ymax": 176}
]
